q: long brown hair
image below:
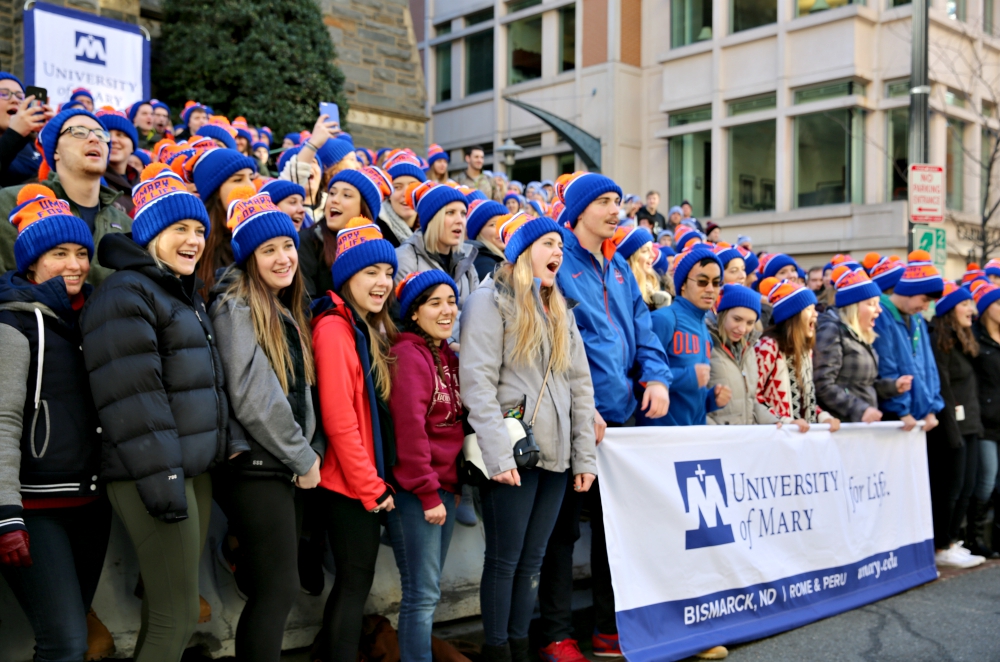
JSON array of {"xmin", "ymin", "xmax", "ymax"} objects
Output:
[
  {"xmin": 219, "ymin": 256, "xmax": 315, "ymax": 393},
  {"xmin": 763, "ymin": 309, "xmax": 815, "ymax": 386},
  {"xmin": 935, "ymin": 309, "xmax": 980, "ymax": 357},
  {"xmin": 322, "ymin": 199, "xmax": 373, "ymax": 269},
  {"xmin": 339, "ymin": 282, "xmax": 397, "ymax": 401},
  {"xmin": 197, "ymin": 193, "xmax": 233, "ymax": 299}
]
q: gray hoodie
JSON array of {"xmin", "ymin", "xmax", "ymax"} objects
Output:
[
  {"xmin": 459, "ymin": 277, "xmax": 597, "ymax": 477},
  {"xmin": 209, "ymin": 293, "xmax": 317, "ymax": 476}
]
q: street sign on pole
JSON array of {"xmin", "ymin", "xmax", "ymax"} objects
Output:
[
  {"xmin": 908, "ymin": 164, "xmax": 945, "ymax": 223},
  {"xmin": 913, "ymin": 225, "xmax": 947, "ymax": 271}
]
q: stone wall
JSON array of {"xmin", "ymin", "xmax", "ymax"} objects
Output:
[{"xmin": 320, "ymin": 0, "xmax": 427, "ymax": 152}]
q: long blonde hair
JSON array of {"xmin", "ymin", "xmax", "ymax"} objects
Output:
[
  {"xmin": 837, "ymin": 302, "xmax": 877, "ymax": 345},
  {"xmin": 494, "ymin": 252, "xmax": 572, "ymax": 374},
  {"xmin": 219, "ymin": 257, "xmax": 315, "ymax": 394},
  {"xmin": 423, "ymin": 207, "xmax": 466, "ymax": 255},
  {"xmin": 628, "ymin": 243, "xmax": 659, "ymax": 305},
  {"xmin": 340, "ymin": 285, "xmax": 397, "ymax": 401}
]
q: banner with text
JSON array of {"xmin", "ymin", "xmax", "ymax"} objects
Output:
[
  {"xmin": 24, "ymin": 1, "xmax": 149, "ymax": 109},
  {"xmin": 598, "ymin": 423, "xmax": 936, "ymax": 662}
]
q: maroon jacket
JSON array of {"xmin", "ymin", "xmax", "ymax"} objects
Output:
[{"xmin": 389, "ymin": 332, "xmax": 465, "ymax": 510}]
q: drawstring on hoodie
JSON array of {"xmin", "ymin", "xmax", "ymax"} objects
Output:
[{"xmin": 30, "ymin": 307, "xmax": 50, "ymax": 458}]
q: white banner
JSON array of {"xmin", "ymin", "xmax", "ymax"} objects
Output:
[
  {"xmin": 597, "ymin": 423, "xmax": 936, "ymax": 662},
  {"xmin": 24, "ymin": 1, "xmax": 149, "ymax": 109}
]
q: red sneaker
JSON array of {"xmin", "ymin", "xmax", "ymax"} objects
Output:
[
  {"xmin": 538, "ymin": 639, "xmax": 588, "ymax": 662},
  {"xmin": 592, "ymin": 630, "xmax": 622, "ymax": 657}
]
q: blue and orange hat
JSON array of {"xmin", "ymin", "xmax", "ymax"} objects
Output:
[
  {"xmin": 759, "ymin": 277, "xmax": 817, "ymax": 324},
  {"xmin": 972, "ymin": 280, "xmax": 1000, "ymax": 316},
  {"xmin": 331, "ymin": 217, "xmax": 398, "ymax": 290},
  {"xmin": 712, "ymin": 241, "xmax": 744, "ymax": 270},
  {"xmin": 611, "ymin": 226, "xmax": 654, "ymax": 261},
  {"xmin": 831, "ymin": 265, "xmax": 881, "ymax": 307},
  {"xmin": 759, "ymin": 253, "xmax": 799, "ymax": 280},
  {"xmin": 226, "ymin": 186, "xmax": 299, "ymax": 265},
  {"xmin": 961, "ymin": 263, "xmax": 987, "ymax": 287},
  {"xmin": 95, "ymin": 106, "xmax": 138, "ymax": 152},
  {"xmin": 499, "ymin": 212, "xmax": 563, "ymax": 263},
  {"xmin": 673, "ymin": 244, "xmax": 723, "ymax": 294},
  {"xmin": 674, "ymin": 224, "xmax": 703, "ymax": 252},
  {"xmin": 984, "ymin": 258, "xmax": 1000, "ymax": 279},
  {"xmin": 466, "ymin": 199, "xmax": 508, "ymax": 241},
  {"xmin": 406, "ymin": 181, "xmax": 467, "ymax": 232},
  {"xmin": 329, "ymin": 166, "xmax": 392, "ymax": 220},
  {"xmin": 895, "ymin": 250, "xmax": 944, "ymax": 297},
  {"xmin": 936, "ymin": 281, "xmax": 974, "ymax": 317},
  {"xmin": 427, "ymin": 143, "xmax": 449, "ymax": 167},
  {"xmin": 384, "ymin": 150, "xmax": 427, "ymax": 183},
  {"xmin": 715, "ymin": 283, "xmax": 761, "ymax": 319},
  {"xmin": 395, "ymin": 270, "xmax": 459, "ymax": 317},
  {"xmin": 9, "ymin": 184, "xmax": 93, "ymax": 274},
  {"xmin": 868, "ymin": 255, "xmax": 904, "ymax": 291},
  {"xmin": 131, "ymin": 163, "xmax": 211, "ymax": 246},
  {"xmin": 558, "ymin": 171, "xmax": 623, "ymax": 228},
  {"xmin": 651, "ymin": 243, "xmax": 673, "ymax": 275}
]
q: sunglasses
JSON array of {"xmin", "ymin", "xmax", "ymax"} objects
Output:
[
  {"xmin": 60, "ymin": 125, "xmax": 111, "ymax": 143},
  {"xmin": 688, "ymin": 276, "xmax": 722, "ymax": 288}
]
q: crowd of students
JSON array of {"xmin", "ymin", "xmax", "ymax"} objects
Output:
[{"xmin": 0, "ymin": 77, "xmax": 997, "ymax": 662}]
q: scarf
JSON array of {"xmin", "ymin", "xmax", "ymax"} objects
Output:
[{"xmin": 378, "ymin": 202, "xmax": 413, "ymax": 245}]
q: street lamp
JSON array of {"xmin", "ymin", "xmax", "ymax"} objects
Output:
[{"xmin": 498, "ymin": 137, "xmax": 523, "ymax": 168}]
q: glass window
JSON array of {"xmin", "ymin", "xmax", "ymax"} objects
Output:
[
  {"xmin": 669, "ymin": 105, "xmax": 712, "ymax": 126},
  {"xmin": 508, "ymin": 0, "xmax": 542, "ymax": 12},
  {"xmin": 887, "ymin": 108, "xmax": 908, "ymax": 201},
  {"xmin": 986, "ymin": 0, "xmax": 996, "ymax": 35},
  {"xmin": 945, "ymin": 89, "xmax": 966, "ymax": 108},
  {"xmin": 731, "ymin": 0, "xmax": 777, "ymax": 33},
  {"xmin": 794, "ymin": 80, "xmax": 866, "ymax": 104},
  {"xmin": 796, "ymin": 0, "xmax": 856, "ymax": 16},
  {"xmin": 672, "ymin": 0, "xmax": 713, "ymax": 48},
  {"xmin": 947, "ymin": 118, "xmax": 965, "ymax": 210},
  {"xmin": 669, "ymin": 130, "xmax": 712, "ymax": 218},
  {"xmin": 509, "ymin": 156, "xmax": 542, "ymax": 183},
  {"xmin": 436, "ymin": 43, "xmax": 452, "ymax": 103},
  {"xmin": 466, "ymin": 31, "xmax": 494, "ymax": 95},
  {"xmin": 466, "ymin": 8, "xmax": 494, "ymax": 25},
  {"xmin": 729, "ymin": 121, "xmax": 776, "ymax": 213},
  {"xmin": 509, "ymin": 16, "xmax": 542, "ymax": 84},
  {"xmin": 435, "ymin": 22, "xmax": 452, "ymax": 36},
  {"xmin": 728, "ymin": 94, "xmax": 776, "ymax": 116},
  {"xmin": 890, "ymin": 0, "xmax": 910, "ymax": 5},
  {"xmin": 558, "ymin": 152, "xmax": 576, "ymax": 175},
  {"xmin": 794, "ymin": 109, "xmax": 864, "ymax": 207},
  {"xmin": 983, "ymin": 100, "xmax": 996, "ymax": 118},
  {"xmin": 886, "ymin": 80, "xmax": 909, "ymax": 98},
  {"xmin": 560, "ymin": 7, "xmax": 576, "ymax": 73},
  {"xmin": 982, "ymin": 130, "xmax": 996, "ymax": 214},
  {"xmin": 947, "ymin": 0, "xmax": 967, "ymax": 21}
]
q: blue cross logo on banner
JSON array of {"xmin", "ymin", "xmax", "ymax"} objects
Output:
[
  {"xmin": 74, "ymin": 32, "xmax": 107, "ymax": 65},
  {"xmin": 675, "ymin": 459, "xmax": 736, "ymax": 549}
]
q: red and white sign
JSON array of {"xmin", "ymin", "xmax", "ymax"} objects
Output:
[{"xmin": 908, "ymin": 164, "xmax": 945, "ymax": 224}]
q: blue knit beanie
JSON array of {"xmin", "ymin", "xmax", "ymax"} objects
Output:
[
  {"xmin": 974, "ymin": 283, "xmax": 1000, "ymax": 316},
  {"xmin": 613, "ymin": 226, "xmax": 654, "ymax": 260},
  {"xmin": 150, "ymin": 99, "xmax": 169, "ymax": 114},
  {"xmin": 95, "ymin": 107, "xmax": 139, "ymax": 152},
  {"xmin": 395, "ymin": 270, "xmax": 459, "ymax": 318},
  {"xmin": 713, "ymin": 244, "xmax": 744, "ymax": 270},
  {"xmin": 673, "ymin": 245, "xmax": 723, "ymax": 295},
  {"xmin": 316, "ymin": 138, "xmax": 355, "ymax": 170},
  {"xmin": 385, "ymin": 152, "xmax": 427, "ymax": 183},
  {"xmin": 760, "ymin": 278, "xmax": 818, "ymax": 325},
  {"xmin": 260, "ymin": 180, "xmax": 306, "ymax": 206},
  {"xmin": 9, "ymin": 185, "xmax": 94, "ymax": 274},
  {"xmin": 283, "ymin": 133, "xmax": 301, "ymax": 146},
  {"xmin": 560, "ymin": 172, "xmax": 623, "ymax": 228},
  {"xmin": 331, "ymin": 218, "xmax": 399, "ymax": 290},
  {"xmin": 131, "ymin": 164, "xmax": 211, "ymax": 246},
  {"xmin": 466, "ymin": 199, "xmax": 508, "ymax": 241},
  {"xmin": 39, "ymin": 109, "xmax": 108, "ymax": 173},
  {"xmin": 0, "ymin": 72, "xmax": 23, "ymax": 90},
  {"xmin": 276, "ymin": 146, "xmax": 302, "ymax": 174},
  {"xmin": 761, "ymin": 253, "xmax": 799, "ymax": 280},
  {"xmin": 935, "ymin": 282, "xmax": 974, "ymax": 317},
  {"xmin": 251, "ymin": 141, "xmax": 269, "ymax": 153},
  {"xmin": 133, "ymin": 149, "xmax": 152, "ymax": 167},
  {"xmin": 894, "ymin": 250, "xmax": 944, "ymax": 297},
  {"xmin": 741, "ymin": 249, "xmax": 759, "ymax": 275},
  {"xmin": 652, "ymin": 244, "xmax": 673, "ymax": 276},
  {"xmin": 227, "ymin": 188, "xmax": 300, "ymax": 265},
  {"xmin": 831, "ymin": 266, "xmax": 882, "ymax": 308},
  {"xmin": 716, "ymin": 283, "xmax": 761, "ymax": 319},
  {"xmin": 197, "ymin": 124, "xmax": 237, "ymax": 151},
  {"xmin": 465, "ymin": 188, "xmax": 488, "ymax": 203},
  {"xmin": 191, "ymin": 149, "xmax": 258, "ymax": 202},
  {"xmin": 126, "ymin": 100, "xmax": 151, "ymax": 123},
  {"xmin": 414, "ymin": 184, "xmax": 468, "ymax": 232},
  {"xmin": 500, "ymin": 213, "xmax": 563, "ymax": 264},
  {"xmin": 328, "ymin": 166, "xmax": 392, "ymax": 221}
]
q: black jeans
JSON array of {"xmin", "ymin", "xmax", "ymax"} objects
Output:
[
  {"xmin": 223, "ymin": 475, "xmax": 303, "ymax": 662},
  {"xmin": 928, "ymin": 433, "xmax": 979, "ymax": 548},
  {"xmin": 0, "ymin": 498, "xmax": 111, "ymax": 662},
  {"xmin": 318, "ymin": 489, "xmax": 382, "ymax": 662},
  {"xmin": 538, "ymin": 476, "xmax": 616, "ymax": 642}
]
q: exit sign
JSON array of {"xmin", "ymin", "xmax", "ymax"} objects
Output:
[{"xmin": 908, "ymin": 164, "xmax": 945, "ymax": 223}]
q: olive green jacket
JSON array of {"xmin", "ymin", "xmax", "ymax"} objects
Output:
[{"xmin": 0, "ymin": 172, "xmax": 132, "ymax": 286}]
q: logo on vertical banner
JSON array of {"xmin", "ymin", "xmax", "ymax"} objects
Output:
[
  {"xmin": 74, "ymin": 32, "xmax": 107, "ymax": 65},
  {"xmin": 675, "ymin": 459, "xmax": 736, "ymax": 549}
]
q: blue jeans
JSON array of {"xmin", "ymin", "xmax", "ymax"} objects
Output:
[
  {"xmin": 479, "ymin": 469, "xmax": 568, "ymax": 646},
  {"xmin": 0, "ymin": 498, "xmax": 111, "ymax": 662},
  {"xmin": 385, "ymin": 489, "xmax": 457, "ymax": 662},
  {"xmin": 976, "ymin": 439, "xmax": 999, "ymax": 501}
]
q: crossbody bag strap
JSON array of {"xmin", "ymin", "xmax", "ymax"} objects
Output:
[{"xmin": 528, "ymin": 355, "xmax": 554, "ymax": 428}]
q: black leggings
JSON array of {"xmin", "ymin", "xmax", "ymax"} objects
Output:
[
  {"xmin": 319, "ymin": 489, "xmax": 381, "ymax": 662},
  {"xmin": 224, "ymin": 476, "xmax": 303, "ymax": 662}
]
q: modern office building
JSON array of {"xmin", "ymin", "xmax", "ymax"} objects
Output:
[{"xmin": 414, "ymin": 0, "xmax": 1000, "ymax": 274}]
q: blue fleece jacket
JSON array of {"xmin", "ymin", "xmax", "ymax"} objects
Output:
[
  {"xmin": 871, "ymin": 294, "xmax": 944, "ymax": 419},
  {"xmin": 637, "ymin": 296, "xmax": 718, "ymax": 426},
  {"xmin": 556, "ymin": 228, "xmax": 671, "ymax": 424}
]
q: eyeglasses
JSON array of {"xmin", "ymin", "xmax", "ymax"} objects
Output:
[
  {"xmin": 60, "ymin": 126, "xmax": 111, "ymax": 143},
  {"xmin": 0, "ymin": 89, "xmax": 25, "ymax": 101},
  {"xmin": 688, "ymin": 276, "xmax": 722, "ymax": 289}
]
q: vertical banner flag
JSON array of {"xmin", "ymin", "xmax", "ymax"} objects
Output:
[
  {"xmin": 24, "ymin": 1, "xmax": 150, "ymax": 108},
  {"xmin": 597, "ymin": 423, "xmax": 936, "ymax": 662}
]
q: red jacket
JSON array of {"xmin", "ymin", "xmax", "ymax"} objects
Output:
[
  {"xmin": 311, "ymin": 293, "xmax": 389, "ymax": 510},
  {"xmin": 389, "ymin": 332, "xmax": 465, "ymax": 510}
]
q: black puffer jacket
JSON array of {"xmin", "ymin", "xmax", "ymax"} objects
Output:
[
  {"xmin": 81, "ymin": 233, "xmax": 228, "ymax": 522},
  {"xmin": 973, "ymin": 321, "xmax": 1000, "ymax": 441}
]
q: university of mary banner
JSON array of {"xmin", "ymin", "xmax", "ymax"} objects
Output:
[
  {"xmin": 24, "ymin": 1, "xmax": 149, "ymax": 108},
  {"xmin": 598, "ymin": 423, "xmax": 936, "ymax": 662}
]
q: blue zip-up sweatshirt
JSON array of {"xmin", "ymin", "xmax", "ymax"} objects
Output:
[
  {"xmin": 556, "ymin": 228, "xmax": 671, "ymax": 424},
  {"xmin": 871, "ymin": 294, "xmax": 944, "ymax": 419},
  {"xmin": 638, "ymin": 296, "xmax": 718, "ymax": 426}
]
